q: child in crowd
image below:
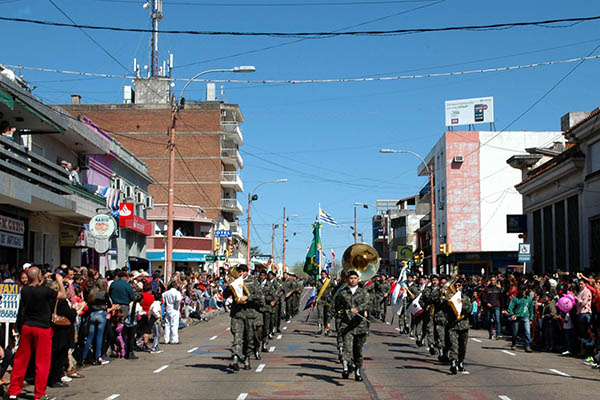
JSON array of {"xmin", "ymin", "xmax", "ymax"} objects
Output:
[{"xmin": 149, "ymin": 292, "xmax": 163, "ymax": 354}]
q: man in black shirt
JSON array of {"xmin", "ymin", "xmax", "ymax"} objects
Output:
[{"xmin": 7, "ymin": 267, "xmax": 66, "ymax": 400}]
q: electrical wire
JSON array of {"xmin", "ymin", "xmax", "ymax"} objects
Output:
[
  {"xmin": 98, "ymin": 0, "xmax": 442, "ymax": 6},
  {"xmin": 6, "ymin": 54, "xmax": 600, "ymax": 85},
  {"xmin": 1, "ymin": 14, "xmax": 598, "ymax": 37}
]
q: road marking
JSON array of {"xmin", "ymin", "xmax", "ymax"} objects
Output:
[
  {"xmin": 286, "ymin": 320, "xmax": 291, "ymax": 324},
  {"xmin": 269, "ymin": 346, "xmax": 276, "ymax": 352},
  {"xmin": 256, "ymin": 363, "xmax": 265, "ymax": 372},
  {"xmin": 461, "ymin": 371, "xmax": 470, "ymax": 375},
  {"xmin": 499, "ymin": 396, "xmax": 512, "ymax": 400},
  {"xmin": 394, "ymin": 328, "xmax": 401, "ymax": 331},
  {"xmin": 209, "ymin": 335, "xmax": 218, "ymax": 341},
  {"xmin": 385, "ymin": 322, "xmax": 390, "ymax": 325},
  {"xmin": 408, "ymin": 337, "xmax": 416, "ymax": 340},
  {"xmin": 187, "ymin": 347, "xmax": 198, "ymax": 353},
  {"xmin": 549, "ymin": 368, "xmax": 570, "ymax": 377},
  {"xmin": 237, "ymin": 393, "xmax": 248, "ymax": 400},
  {"xmin": 283, "ymin": 327, "xmax": 288, "ymax": 330},
  {"xmin": 501, "ymin": 350, "xmax": 516, "ymax": 356},
  {"xmin": 277, "ymin": 334, "xmax": 282, "ymax": 340},
  {"xmin": 153, "ymin": 365, "xmax": 169, "ymax": 374},
  {"xmin": 105, "ymin": 395, "xmax": 120, "ymax": 400},
  {"xmin": 471, "ymin": 338, "xmax": 482, "ymax": 343},
  {"xmin": 226, "ymin": 327, "xmax": 230, "ymax": 331}
]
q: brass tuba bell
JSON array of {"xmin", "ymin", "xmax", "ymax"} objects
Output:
[{"xmin": 342, "ymin": 243, "xmax": 380, "ymax": 281}]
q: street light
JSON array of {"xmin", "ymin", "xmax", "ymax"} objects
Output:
[
  {"xmin": 353, "ymin": 202, "xmax": 369, "ymax": 244},
  {"xmin": 379, "ymin": 149, "xmax": 437, "ymax": 274},
  {"xmin": 246, "ymin": 179, "xmax": 288, "ymax": 267},
  {"xmin": 165, "ymin": 66, "xmax": 256, "ymax": 281}
]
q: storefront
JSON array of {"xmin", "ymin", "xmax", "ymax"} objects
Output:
[{"xmin": 0, "ymin": 213, "xmax": 26, "ymax": 269}]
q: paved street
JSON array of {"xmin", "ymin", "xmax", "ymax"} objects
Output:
[{"xmin": 43, "ymin": 293, "xmax": 598, "ymax": 400}]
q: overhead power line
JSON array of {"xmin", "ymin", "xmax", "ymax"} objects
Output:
[
  {"xmin": 98, "ymin": 0, "xmax": 443, "ymax": 6},
  {"xmin": 6, "ymin": 54, "xmax": 600, "ymax": 84},
  {"xmin": 0, "ymin": 15, "xmax": 598, "ymax": 37}
]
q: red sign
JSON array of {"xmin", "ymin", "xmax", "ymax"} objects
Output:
[
  {"xmin": 119, "ymin": 203, "xmax": 134, "ymax": 221},
  {"xmin": 121, "ymin": 215, "xmax": 153, "ymax": 236}
]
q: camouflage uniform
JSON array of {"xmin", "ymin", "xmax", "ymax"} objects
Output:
[
  {"xmin": 315, "ymin": 278, "xmax": 334, "ymax": 332},
  {"xmin": 269, "ymin": 276, "xmax": 283, "ymax": 333},
  {"xmin": 329, "ymin": 279, "xmax": 348, "ymax": 360},
  {"xmin": 292, "ymin": 278, "xmax": 302, "ymax": 316},
  {"xmin": 430, "ymin": 287, "xmax": 449, "ymax": 356},
  {"xmin": 447, "ymin": 292, "xmax": 471, "ymax": 364},
  {"xmin": 282, "ymin": 277, "xmax": 295, "ymax": 319},
  {"xmin": 366, "ymin": 280, "xmax": 378, "ymax": 320},
  {"xmin": 336, "ymin": 284, "xmax": 370, "ymax": 369},
  {"xmin": 420, "ymin": 285, "xmax": 436, "ymax": 347},
  {"xmin": 378, "ymin": 279, "xmax": 391, "ymax": 321},
  {"xmin": 259, "ymin": 277, "xmax": 277, "ymax": 348},
  {"xmin": 225, "ymin": 276, "xmax": 265, "ymax": 362}
]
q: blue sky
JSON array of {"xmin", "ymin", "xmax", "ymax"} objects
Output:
[{"xmin": 3, "ymin": 0, "xmax": 600, "ymax": 264}]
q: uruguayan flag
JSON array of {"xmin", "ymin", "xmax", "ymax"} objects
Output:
[{"xmin": 318, "ymin": 208, "xmax": 338, "ymax": 226}]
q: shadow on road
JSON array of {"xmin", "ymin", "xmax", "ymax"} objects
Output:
[
  {"xmin": 400, "ymin": 365, "xmax": 450, "ymax": 374},
  {"xmin": 381, "ymin": 341, "xmax": 411, "ymax": 348},
  {"xmin": 297, "ymin": 372, "xmax": 344, "ymax": 387},
  {"xmin": 185, "ymin": 363, "xmax": 235, "ymax": 374},
  {"xmin": 290, "ymin": 363, "xmax": 335, "ymax": 372},
  {"xmin": 369, "ymin": 331, "xmax": 400, "ymax": 338},
  {"xmin": 286, "ymin": 355, "xmax": 337, "ymax": 363}
]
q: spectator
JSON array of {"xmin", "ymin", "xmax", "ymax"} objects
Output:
[
  {"xmin": 175, "ymin": 227, "xmax": 184, "ymax": 237},
  {"xmin": 162, "ymin": 281, "xmax": 183, "ymax": 345},
  {"xmin": 137, "ymin": 284, "xmax": 155, "ymax": 352},
  {"xmin": 109, "ymin": 271, "xmax": 135, "ymax": 318},
  {"xmin": 47, "ymin": 279, "xmax": 76, "ymax": 388},
  {"xmin": 7, "ymin": 267, "xmax": 66, "ymax": 400},
  {"xmin": 575, "ymin": 278, "xmax": 592, "ymax": 355},
  {"xmin": 0, "ymin": 345, "xmax": 14, "ymax": 385},
  {"xmin": 481, "ymin": 276, "xmax": 503, "ymax": 340},
  {"xmin": 69, "ymin": 165, "xmax": 81, "ymax": 186},
  {"xmin": 508, "ymin": 285, "xmax": 533, "ymax": 353},
  {"xmin": 82, "ymin": 279, "xmax": 113, "ymax": 366},
  {"xmin": 541, "ymin": 292, "xmax": 558, "ymax": 352},
  {"xmin": 149, "ymin": 292, "xmax": 163, "ymax": 354},
  {"xmin": 123, "ymin": 294, "xmax": 143, "ymax": 360}
]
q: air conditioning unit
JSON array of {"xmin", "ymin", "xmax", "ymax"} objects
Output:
[
  {"xmin": 124, "ymin": 185, "xmax": 134, "ymax": 199},
  {"xmin": 145, "ymin": 196, "xmax": 154, "ymax": 209},
  {"xmin": 112, "ymin": 177, "xmax": 126, "ymax": 191},
  {"xmin": 453, "ymin": 155, "xmax": 464, "ymax": 163},
  {"xmin": 135, "ymin": 190, "xmax": 146, "ymax": 205},
  {"xmin": 77, "ymin": 154, "xmax": 90, "ymax": 169}
]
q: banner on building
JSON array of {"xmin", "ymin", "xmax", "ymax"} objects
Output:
[
  {"xmin": 0, "ymin": 232, "xmax": 24, "ymax": 249},
  {"xmin": 0, "ymin": 215, "xmax": 25, "ymax": 234}
]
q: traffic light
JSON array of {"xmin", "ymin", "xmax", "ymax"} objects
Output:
[
  {"xmin": 228, "ymin": 244, "xmax": 233, "ymax": 258},
  {"xmin": 214, "ymin": 238, "xmax": 219, "ymax": 252},
  {"xmin": 439, "ymin": 243, "xmax": 452, "ymax": 256},
  {"xmin": 439, "ymin": 243, "xmax": 447, "ymax": 255}
]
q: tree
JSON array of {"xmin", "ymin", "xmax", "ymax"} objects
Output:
[{"xmin": 290, "ymin": 262, "xmax": 309, "ymax": 280}]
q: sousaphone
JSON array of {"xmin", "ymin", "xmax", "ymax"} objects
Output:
[
  {"xmin": 342, "ymin": 243, "xmax": 380, "ymax": 281},
  {"xmin": 228, "ymin": 265, "xmax": 250, "ymax": 303}
]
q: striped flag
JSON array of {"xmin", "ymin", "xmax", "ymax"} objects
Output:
[{"xmin": 318, "ymin": 208, "xmax": 338, "ymax": 226}]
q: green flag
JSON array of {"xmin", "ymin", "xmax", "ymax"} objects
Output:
[{"xmin": 303, "ymin": 222, "xmax": 322, "ymax": 276}]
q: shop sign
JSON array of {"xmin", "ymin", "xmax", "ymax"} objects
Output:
[
  {"xmin": 0, "ymin": 215, "xmax": 25, "ymax": 235},
  {"xmin": 0, "ymin": 231, "xmax": 23, "ymax": 249},
  {"xmin": 119, "ymin": 202, "xmax": 134, "ymax": 221},
  {"xmin": 0, "ymin": 283, "xmax": 20, "ymax": 323},
  {"xmin": 120, "ymin": 215, "xmax": 152, "ymax": 236},
  {"xmin": 59, "ymin": 227, "xmax": 79, "ymax": 247},
  {"xmin": 89, "ymin": 214, "xmax": 117, "ymax": 239}
]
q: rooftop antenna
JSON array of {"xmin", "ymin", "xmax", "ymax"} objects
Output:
[{"xmin": 143, "ymin": 0, "xmax": 163, "ymax": 77}]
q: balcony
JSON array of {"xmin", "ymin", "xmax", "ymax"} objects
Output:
[
  {"xmin": 221, "ymin": 148, "xmax": 243, "ymax": 169},
  {"xmin": 221, "ymin": 198, "xmax": 244, "ymax": 216},
  {"xmin": 149, "ymin": 236, "xmax": 212, "ymax": 252},
  {"xmin": 419, "ymin": 181, "xmax": 431, "ymax": 199},
  {"xmin": 222, "ymin": 121, "xmax": 244, "ymax": 145},
  {"xmin": 230, "ymin": 222, "xmax": 244, "ymax": 237},
  {"xmin": 221, "ymin": 171, "xmax": 244, "ymax": 192}
]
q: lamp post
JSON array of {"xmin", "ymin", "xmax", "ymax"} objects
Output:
[
  {"xmin": 353, "ymin": 202, "xmax": 369, "ymax": 244},
  {"xmin": 271, "ymin": 223, "xmax": 279, "ymax": 265},
  {"xmin": 246, "ymin": 179, "xmax": 288, "ymax": 267},
  {"xmin": 380, "ymin": 149, "xmax": 437, "ymax": 274},
  {"xmin": 165, "ymin": 65, "xmax": 256, "ymax": 282}
]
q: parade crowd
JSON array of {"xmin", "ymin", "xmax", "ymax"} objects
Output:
[{"xmin": 0, "ymin": 263, "xmax": 228, "ymax": 400}]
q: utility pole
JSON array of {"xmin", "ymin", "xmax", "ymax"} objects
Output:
[
  {"xmin": 354, "ymin": 206, "xmax": 358, "ymax": 244},
  {"xmin": 247, "ymin": 192, "xmax": 252, "ymax": 266},
  {"xmin": 166, "ymin": 94, "xmax": 176, "ymax": 282},
  {"xmin": 282, "ymin": 207, "xmax": 287, "ymax": 274},
  {"xmin": 271, "ymin": 224, "xmax": 279, "ymax": 264}
]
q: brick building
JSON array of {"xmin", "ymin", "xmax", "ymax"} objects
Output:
[{"xmin": 61, "ymin": 80, "xmax": 246, "ymax": 272}]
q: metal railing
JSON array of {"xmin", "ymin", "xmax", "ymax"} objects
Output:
[
  {"xmin": 221, "ymin": 198, "xmax": 243, "ymax": 211},
  {"xmin": 221, "ymin": 121, "xmax": 244, "ymax": 144},
  {"xmin": 221, "ymin": 171, "xmax": 240, "ymax": 182},
  {"xmin": 221, "ymin": 148, "xmax": 243, "ymax": 168}
]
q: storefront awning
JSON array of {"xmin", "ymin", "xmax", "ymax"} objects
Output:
[{"xmin": 146, "ymin": 251, "xmax": 208, "ymax": 262}]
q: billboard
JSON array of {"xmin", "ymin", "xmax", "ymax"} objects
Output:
[{"xmin": 445, "ymin": 97, "xmax": 494, "ymax": 126}]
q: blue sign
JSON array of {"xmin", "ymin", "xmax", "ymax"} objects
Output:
[
  {"xmin": 215, "ymin": 230, "xmax": 232, "ymax": 238},
  {"xmin": 518, "ymin": 243, "xmax": 531, "ymax": 262}
]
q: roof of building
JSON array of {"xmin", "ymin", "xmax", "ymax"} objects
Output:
[{"xmin": 515, "ymin": 144, "xmax": 584, "ymax": 188}]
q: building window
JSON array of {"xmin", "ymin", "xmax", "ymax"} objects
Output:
[
  {"xmin": 567, "ymin": 195, "xmax": 580, "ymax": 269},
  {"xmin": 533, "ymin": 209, "xmax": 542, "ymax": 274},
  {"xmin": 555, "ymin": 200, "xmax": 566, "ymax": 268},
  {"xmin": 543, "ymin": 205, "xmax": 554, "ymax": 271},
  {"xmin": 590, "ymin": 216, "xmax": 600, "ymax": 272},
  {"xmin": 589, "ymin": 140, "xmax": 600, "ymax": 175}
]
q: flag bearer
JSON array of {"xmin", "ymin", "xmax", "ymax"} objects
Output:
[
  {"xmin": 446, "ymin": 278, "xmax": 471, "ymax": 375},
  {"xmin": 315, "ymin": 271, "xmax": 333, "ymax": 335}
]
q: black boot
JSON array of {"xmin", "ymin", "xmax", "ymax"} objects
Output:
[
  {"xmin": 244, "ymin": 357, "xmax": 252, "ymax": 370},
  {"xmin": 230, "ymin": 355, "xmax": 240, "ymax": 372},
  {"xmin": 355, "ymin": 367, "xmax": 363, "ymax": 382},
  {"xmin": 429, "ymin": 345, "xmax": 436, "ymax": 355},
  {"xmin": 255, "ymin": 350, "xmax": 261, "ymax": 360},
  {"xmin": 458, "ymin": 360, "xmax": 466, "ymax": 372},
  {"xmin": 261, "ymin": 342, "xmax": 268, "ymax": 352},
  {"xmin": 450, "ymin": 360, "xmax": 457, "ymax": 375},
  {"xmin": 342, "ymin": 361, "xmax": 349, "ymax": 379}
]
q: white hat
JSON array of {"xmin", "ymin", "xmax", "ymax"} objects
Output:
[
  {"xmin": 548, "ymin": 278, "xmax": 557, "ymax": 288},
  {"xmin": 132, "ymin": 271, "xmax": 141, "ymax": 279},
  {"xmin": 141, "ymin": 271, "xmax": 149, "ymax": 277},
  {"xmin": 22, "ymin": 263, "xmax": 32, "ymax": 269}
]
